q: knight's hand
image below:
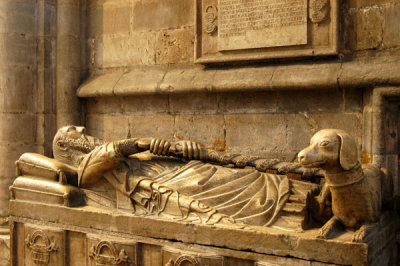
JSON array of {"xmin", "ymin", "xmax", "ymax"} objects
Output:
[
  {"xmin": 173, "ymin": 140, "xmax": 202, "ymax": 160},
  {"xmin": 149, "ymin": 138, "xmax": 171, "ymax": 156}
]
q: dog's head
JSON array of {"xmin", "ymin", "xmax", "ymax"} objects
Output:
[{"xmin": 298, "ymin": 129, "xmax": 358, "ymax": 171}]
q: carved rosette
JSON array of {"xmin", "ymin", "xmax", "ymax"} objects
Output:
[
  {"xmin": 203, "ymin": 5, "xmax": 218, "ymax": 35},
  {"xmin": 309, "ymin": 0, "xmax": 329, "ymax": 24},
  {"xmin": 89, "ymin": 241, "xmax": 129, "ymax": 265},
  {"xmin": 165, "ymin": 255, "xmax": 199, "ymax": 266},
  {"xmin": 25, "ymin": 230, "xmax": 57, "ymax": 265}
]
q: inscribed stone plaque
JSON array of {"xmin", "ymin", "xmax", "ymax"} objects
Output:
[
  {"xmin": 195, "ymin": 0, "xmax": 339, "ymax": 63},
  {"xmin": 218, "ymin": 0, "xmax": 308, "ymax": 51}
]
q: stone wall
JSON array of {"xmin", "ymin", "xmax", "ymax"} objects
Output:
[
  {"xmin": 84, "ymin": 0, "xmax": 400, "ymax": 71},
  {"xmin": 0, "ymin": 0, "xmax": 398, "ymax": 263},
  {"xmin": 81, "ymin": 0, "xmax": 400, "ymax": 189},
  {"xmin": 0, "ymin": 0, "xmax": 41, "ymax": 221},
  {"xmin": 0, "ymin": 0, "xmax": 86, "ymax": 222},
  {"xmin": 85, "ymin": 89, "xmax": 363, "ymax": 162}
]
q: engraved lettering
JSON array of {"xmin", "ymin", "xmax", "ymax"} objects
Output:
[{"xmin": 218, "ymin": 0, "xmax": 307, "ymax": 50}]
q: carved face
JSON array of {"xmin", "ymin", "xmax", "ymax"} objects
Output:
[
  {"xmin": 52, "ymin": 125, "xmax": 103, "ymax": 167},
  {"xmin": 298, "ymin": 129, "xmax": 358, "ymax": 172}
]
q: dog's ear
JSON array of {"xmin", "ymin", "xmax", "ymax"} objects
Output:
[{"xmin": 337, "ymin": 131, "xmax": 359, "ymax": 170}]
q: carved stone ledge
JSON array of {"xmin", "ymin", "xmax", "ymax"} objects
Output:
[
  {"xmin": 77, "ymin": 56, "xmax": 400, "ymax": 98},
  {"xmin": 9, "ymin": 200, "xmax": 397, "ymax": 265}
]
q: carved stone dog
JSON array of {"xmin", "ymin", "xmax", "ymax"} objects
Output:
[{"xmin": 298, "ymin": 129, "xmax": 392, "ymax": 242}]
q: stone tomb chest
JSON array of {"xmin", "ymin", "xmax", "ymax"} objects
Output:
[{"xmin": 9, "ymin": 145, "xmax": 396, "ymax": 266}]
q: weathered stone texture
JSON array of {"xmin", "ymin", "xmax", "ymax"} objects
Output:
[
  {"xmin": 132, "ymin": 0, "xmax": 194, "ymax": 31},
  {"xmin": 127, "ymin": 115, "xmax": 175, "ymax": 142},
  {"xmin": 0, "ymin": 1, "xmax": 37, "ymax": 35},
  {"xmin": 382, "ymin": 3, "xmax": 400, "ymax": 48},
  {"xmin": 175, "ymin": 114, "xmax": 225, "ymax": 150},
  {"xmin": 155, "ymin": 28, "xmax": 194, "ymax": 64},
  {"xmin": 86, "ymin": 89, "xmax": 363, "ymax": 161},
  {"xmin": 346, "ymin": 1, "xmax": 400, "ymax": 52}
]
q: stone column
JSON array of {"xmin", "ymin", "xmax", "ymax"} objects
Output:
[
  {"xmin": 0, "ymin": 0, "xmax": 39, "ymax": 222},
  {"xmin": 37, "ymin": 0, "xmax": 57, "ymax": 157},
  {"xmin": 56, "ymin": 0, "xmax": 85, "ymax": 128}
]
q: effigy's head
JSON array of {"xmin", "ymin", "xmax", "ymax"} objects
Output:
[{"xmin": 52, "ymin": 125, "xmax": 103, "ymax": 167}]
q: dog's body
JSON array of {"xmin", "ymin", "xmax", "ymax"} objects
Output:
[{"xmin": 298, "ymin": 129, "xmax": 392, "ymax": 242}]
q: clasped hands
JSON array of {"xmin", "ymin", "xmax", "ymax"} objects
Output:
[{"xmin": 138, "ymin": 138, "xmax": 202, "ymax": 160}]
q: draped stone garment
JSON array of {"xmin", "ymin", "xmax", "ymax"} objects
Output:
[{"xmin": 78, "ymin": 142, "xmax": 290, "ymax": 227}]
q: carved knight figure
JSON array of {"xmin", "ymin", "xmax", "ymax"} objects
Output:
[{"xmin": 48, "ymin": 125, "xmax": 315, "ymax": 230}]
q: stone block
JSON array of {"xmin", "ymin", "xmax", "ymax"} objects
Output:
[
  {"xmin": 38, "ymin": 37, "xmax": 57, "ymax": 70},
  {"xmin": 122, "ymin": 95, "xmax": 169, "ymax": 115},
  {"xmin": 170, "ymin": 93, "xmax": 218, "ymax": 114},
  {"xmin": 270, "ymin": 63, "xmax": 340, "ymax": 90},
  {"xmin": 225, "ymin": 114, "xmax": 288, "ymax": 159},
  {"xmin": 174, "ymin": 115, "xmax": 225, "ymax": 150},
  {"xmin": 87, "ymin": 2, "xmax": 102, "ymax": 38},
  {"xmin": 285, "ymin": 114, "xmax": 318, "ymax": 155},
  {"xmin": 102, "ymin": 32, "xmax": 156, "ymax": 68},
  {"xmin": 0, "ymin": 35, "xmax": 36, "ymax": 67},
  {"xmin": 0, "ymin": 67, "xmax": 35, "ymax": 113},
  {"xmin": 276, "ymin": 90, "xmax": 343, "ymax": 113},
  {"xmin": 35, "ymin": 113, "xmax": 56, "ymax": 145},
  {"xmin": 347, "ymin": 6, "xmax": 383, "ymax": 51},
  {"xmin": 339, "ymin": 56, "xmax": 400, "ymax": 88},
  {"xmin": 0, "ymin": 143, "xmax": 37, "ymax": 179},
  {"xmin": 56, "ymin": 112, "xmax": 81, "ymax": 130},
  {"xmin": 0, "ymin": 1, "xmax": 37, "ymax": 35},
  {"xmin": 128, "ymin": 115, "xmax": 175, "ymax": 141},
  {"xmin": 382, "ymin": 3, "xmax": 400, "ymax": 48},
  {"xmin": 0, "ymin": 114, "xmax": 35, "ymax": 144},
  {"xmin": 311, "ymin": 113, "xmax": 363, "ymax": 145},
  {"xmin": 86, "ymin": 114, "xmax": 104, "ymax": 140},
  {"xmin": 102, "ymin": 1, "xmax": 131, "ymax": 35},
  {"xmin": 57, "ymin": 35, "xmax": 81, "ymax": 69},
  {"xmin": 213, "ymin": 66, "xmax": 275, "ymax": 92},
  {"xmin": 56, "ymin": 69, "xmax": 82, "ymax": 112},
  {"xmin": 132, "ymin": 0, "xmax": 194, "ymax": 30},
  {"xmin": 219, "ymin": 91, "xmax": 279, "ymax": 114},
  {"xmin": 57, "ymin": 1, "xmax": 81, "ymax": 37},
  {"xmin": 38, "ymin": 0, "xmax": 57, "ymax": 37},
  {"xmin": 78, "ymin": 71, "xmax": 123, "ymax": 97},
  {"xmin": 104, "ymin": 115, "xmax": 130, "ymax": 141},
  {"xmin": 155, "ymin": 28, "xmax": 194, "ymax": 64},
  {"xmin": 36, "ymin": 66, "xmax": 56, "ymax": 114},
  {"xmin": 160, "ymin": 66, "xmax": 215, "ymax": 93},
  {"xmin": 114, "ymin": 66, "xmax": 167, "ymax": 96},
  {"xmin": 35, "ymin": 113, "xmax": 56, "ymax": 157},
  {"xmin": 86, "ymin": 97, "xmax": 123, "ymax": 115},
  {"xmin": 343, "ymin": 88, "xmax": 363, "ymax": 112}
]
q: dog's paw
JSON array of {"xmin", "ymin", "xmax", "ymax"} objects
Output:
[
  {"xmin": 316, "ymin": 224, "xmax": 333, "ymax": 239},
  {"xmin": 316, "ymin": 230, "xmax": 328, "ymax": 239},
  {"xmin": 351, "ymin": 224, "xmax": 378, "ymax": 243},
  {"xmin": 351, "ymin": 231, "xmax": 365, "ymax": 242},
  {"xmin": 316, "ymin": 216, "xmax": 340, "ymax": 240}
]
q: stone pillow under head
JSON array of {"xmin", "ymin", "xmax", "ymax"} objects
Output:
[{"xmin": 16, "ymin": 153, "xmax": 78, "ymax": 186}]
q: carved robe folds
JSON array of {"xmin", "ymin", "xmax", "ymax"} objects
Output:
[{"xmin": 78, "ymin": 142, "xmax": 293, "ymax": 228}]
